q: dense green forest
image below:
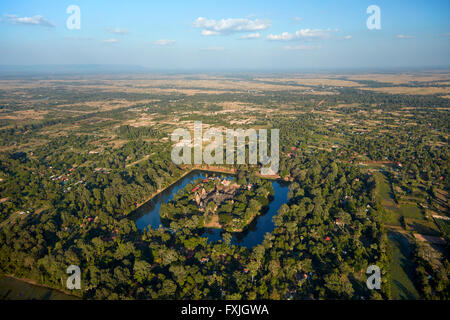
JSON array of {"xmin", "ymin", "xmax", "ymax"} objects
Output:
[{"xmin": 0, "ymin": 76, "xmax": 448, "ymax": 300}]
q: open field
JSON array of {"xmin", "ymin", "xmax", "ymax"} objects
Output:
[
  {"xmin": 388, "ymin": 232, "xmax": 421, "ymax": 300},
  {"xmin": 360, "ymin": 86, "xmax": 450, "ymax": 95},
  {"xmin": 0, "ymin": 276, "xmax": 78, "ymax": 300}
]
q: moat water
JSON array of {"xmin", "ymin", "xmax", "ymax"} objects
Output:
[{"xmin": 134, "ymin": 170, "xmax": 289, "ymax": 248}]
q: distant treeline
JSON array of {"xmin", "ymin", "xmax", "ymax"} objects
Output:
[{"xmin": 116, "ymin": 125, "xmax": 162, "ymax": 140}]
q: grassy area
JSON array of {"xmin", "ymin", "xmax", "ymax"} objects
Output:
[
  {"xmin": 398, "ymin": 203, "xmax": 423, "ymax": 220},
  {"xmin": 375, "ymin": 172, "xmax": 426, "ymax": 300},
  {"xmin": 388, "ymin": 232, "xmax": 421, "ymax": 300},
  {"xmin": 0, "ymin": 276, "xmax": 79, "ymax": 300},
  {"xmin": 405, "ymin": 218, "xmax": 441, "ymax": 236},
  {"xmin": 374, "ymin": 172, "xmax": 431, "ymax": 229},
  {"xmin": 374, "ymin": 171, "xmax": 402, "ymax": 225}
]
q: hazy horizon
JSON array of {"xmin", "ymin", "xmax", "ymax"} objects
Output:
[{"xmin": 0, "ymin": 64, "xmax": 449, "ymax": 76}]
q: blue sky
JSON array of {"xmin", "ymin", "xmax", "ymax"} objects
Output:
[{"xmin": 0, "ymin": 0, "xmax": 449, "ymax": 70}]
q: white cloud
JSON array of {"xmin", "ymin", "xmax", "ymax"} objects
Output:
[
  {"xmin": 108, "ymin": 28, "xmax": 129, "ymax": 35},
  {"xmin": 267, "ymin": 32, "xmax": 294, "ymax": 41},
  {"xmin": 102, "ymin": 38, "xmax": 118, "ymax": 43},
  {"xmin": 201, "ymin": 46, "xmax": 225, "ymax": 51},
  {"xmin": 296, "ymin": 29, "xmax": 332, "ymax": 38},
  {"xmin": 4, "ymin": 14, "xmax": 55, "ymax": 27},
  {"xmin": 294, "ymin": 17, "xmax": 303, "ymax": 22},
  {"xmin": 153, "ymin": 39, "xmax": 176, "ymax": 46},
  {"xmin": 344, "ymin": 35, "xmax": 353, "ymax": 40},
  {"xmin": 201, "ymin": 30, "xmax": 220, "ymax": 36},
  {"xmin": 284, "ymin": 45, "xmax": 319, "ymax": 51},
  {"xmin": 194, "ymin": 17, "xmax": 271, "ymax": 36},
  {"xmin": 267, "ymin": 28, "xmax": 333, "ymax": 41},
  {"xmin": 396, "ymin": 34, "xmax": 413, "ymax": 39},
  {"xmin": 240, "ymin": 32, "xmax": 260, "ymax": 40},
  {"xmin": 444, "ymin": 32, "xmax": 450, "ymax": 36}
]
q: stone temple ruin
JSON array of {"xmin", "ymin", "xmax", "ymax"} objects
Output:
[{"xmin": 193, "ymin": 179, "xmax": 239, "ymax": 212}]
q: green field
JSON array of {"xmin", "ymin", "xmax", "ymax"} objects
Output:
[
  {"xmin": 374, "ymin": 172, "xmax": 430, "ymax": 227},
  {"xmin": 374, "ymin": 172, "xmax": 402, "ymax": 225},
  {"xmin": 398, "ymin": 203, "xmax": 423, "ymax": 220},
  {"xmin": 388, "ymin": 232, "xmax": 421, "ymax": 300},
  {"xmin": 0, "ymin": 276, "xmax": 78, "ymax": 300},
  {"xmin": 375, "ymin": 172, "xmax": 422, "ymax": 299}
]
